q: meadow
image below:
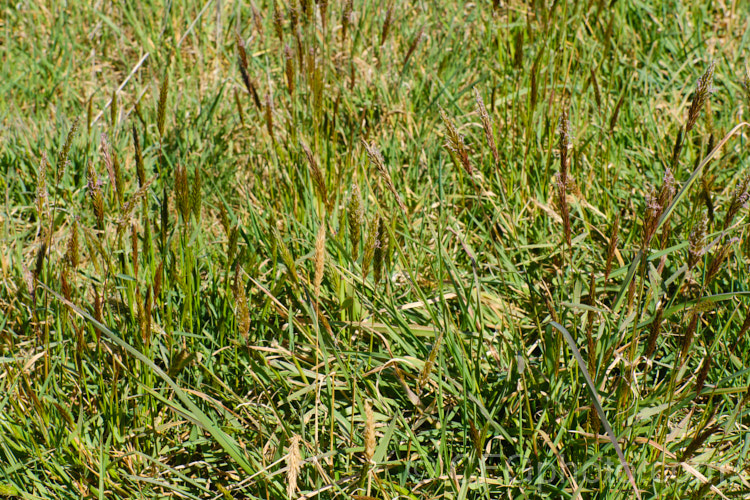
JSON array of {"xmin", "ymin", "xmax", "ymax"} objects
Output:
[{"xmin": 2, "ymin": 0, "xmax": 750, "ymax": 498}]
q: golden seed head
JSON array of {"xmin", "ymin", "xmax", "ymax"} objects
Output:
[
  {"xmin": 286, "ymin": 435, "xmax": 302, "ymax": 499},
  {"xmin": 313, "ymin": 221, "xmax": 326, "ymax": 300},
  {"xmin": 364, "ymin": 400, "xmax": 376, "ymax": 461}
]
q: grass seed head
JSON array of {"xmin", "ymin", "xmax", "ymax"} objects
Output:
[
  {"xmin": 724, "ymin": 174, "xmax": 750, "ymax": 230},
  {"xmin": 132, "ymin": 125, "xmax": 146, "ymax": 188},
  {"xmin": 92, "ymin": 285, "xmax": 102, "ymax": 326},
  {"xmin": 688, "ymin": 214, "xmax": 708, "ymax": 269},
  {"xmin": 160, "ymin": 186, "xmax": 169, "ymax": 250},
  {"xmin": 284, "ymin": 45, "xmax": 295, "ymax": 95},
  {"xmin": 313, "ymin": 221, "xmax": 326, "ymax": 300},
  {"xmin": 273, "ymin": 2, "xmax": 284, "ymax": 41},
  {"xmin": 110, "ymin": 89, "xmax": 118, "ymax": 128},
  {"xmin": 419, "ymin": 331, "xmax": 443, "ymax": 392},
  {"xmin": 373, "ymin": 217, "xmax": 385, "ymax": 284},
  {"xmin": 301, "ymin": 140, "xmax": 329, "ymax": 210},
  {"xmin": 380, "ymin": 4, "xmax": 393, "ymax": 46},
  {"xmin": 57, "ymin": 117, "xmax": 79, "ymax": 178},
  {"xmin": 590, "ymin": 66, "xmax": 601, "ymax": 109},
  {"xmin": 60, "ymin": 267, "xmax": 72, "ymax": 302},
  {"xmin": 35, "ymin": 152, "xmax": 48, "ymax": 221},
  {"xmin": 514, "ymin": 30, "xmax": 524, "ymax": 69},
  {"xmin": 670, "ymin": 126, "xmax": 684, "ymax": 169},
  {"xmin": 680, "ymin": 312, "xmax": 700, "ymax": 362},
  {"xmin": 265, "ymin": 91, "xmax": 274, "ymax": 140},
  {"xmin": 645, "ymin": 302, "xmax": 665, "ymax": 358},
  {"xmin": 236, "ymin": 32, "xmax": 261, "ymax": 109},
  {"xmin": 402, "ymin": 26, "xmax": 424, "ymax": 68},
  {"xmin": 363, "ymin": 140, "xmax": 405, "ymax": 211},
  {"xmin": 474, "ymin": 87, "xmax": 499, "ymax": 164},
  {"xmin": 686, "ymin": 61, "xmax": 716, "ymax": 133},
  {"xmin": 558, "ymin": 109, "xmax": 571, "ymax": 177},
  {"xmin": 191, "ymin": 166, "xmax": 202, "ymax": 221},
  {"xmin": 347, "ymin": 183, "xmax": 364, "ymax": 260},
  {"xmin": 439, "ymin": 108, "xmax": 474, "ymax": 178},
  {"xmin": 274, "ymin": 226, "xmax": 299, "ymax": 284},
  {"xmin": 175, "ymin": 164, "xmax": 191, "ymax": 223},
  {"xmin": 362, "ymin": 215, "xmax": 379, "ymax": 282},
  {"xmin": 99, "ymin": 133, "xmax": 117, "ymax": 198},
  {"xmin": 341, "ymin": 0, "xmax": 353, "ymax": 42},
  {"xmin": 87, "ymin": 162, "xmax": 105, "ymax": 230},
  {"xmin": 694, "ymin": 353, "xmax": 711, "ymax": 397},
  {"xmin": 364, "ymin": 399, "xmax": 376, "ymax": 461},
  {"xmin": 286, "ymin": 435, "xmax": 302, "ymax": 499},
  {"xmin": 706, "ymin": 239, "xmax": 739, "ymax": 284},
  {"xmin": 234, "ymin": 271, "xmax": 250, "ymax": 342},
  {"xmin": 66, "ymin": 219, "xmax": 79, "ymax": 269},
  {"xmin": 157, "ymin": 70, "xmax": 169, "ymax": 137}
]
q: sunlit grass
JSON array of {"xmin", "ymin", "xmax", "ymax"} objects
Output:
[{"xmin": 2, "ymin": 1, "xmax": 750, "ymax": 498}]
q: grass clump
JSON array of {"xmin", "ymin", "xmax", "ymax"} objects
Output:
[{"xmin": 2, "ymin": 1, "xmax": 750, "ymax": 499}]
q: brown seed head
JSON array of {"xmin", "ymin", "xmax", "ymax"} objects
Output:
[
  {"xmin": 686, "ymin": 61, "xmax": 716, "ymax": 133},
  {"xmin": 87, "ymin": 162, "xmax": 105, "ymax": 229},
  {"xmin": 688, "ymin": 214, "xmax": 708, "ymax": 270},
  {"xmin": 36, "ymin": 153, "xmax": 49, "ymax": 221},
  {"xmin": 157, "ymin": 70, "xmax": 169, "ymax": 138},
  {"xmin": 362, "ymin": 140, "xmax": 405, "ymax": 211},
  {"xmin": 347, "ymin": 183, "xmax": 364, "ymax": 260},
  {"xmin": 474, "ymin": 87, "xmax": 499, "ymax": 164},
  {"xmin": 57, "ymin": 118, "xmax": 79, "ymax": 179},
  {"xmin": 132, "ymin": 125, "xmax": 145, "ymax": 188},
  {"xmin": 66, "ymin": 219, "xmax": 80, "ymax": 268},
  {"xmin": 191, "ymin": 166, "xmax": 202, "ymax": 220},
  {"xmin": 439, "ymin": 108, "xmax": 474, "ymax": 178},
  {"xmin": 724, "ymin": 174, "xmax": 750, "ymax": 230}
]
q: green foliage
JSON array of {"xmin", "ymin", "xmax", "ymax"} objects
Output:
[{"xmin": 2, "ymin": 1, "xmax": 750, "ymax": 499}]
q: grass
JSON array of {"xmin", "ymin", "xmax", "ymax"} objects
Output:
[{"xmin": 2, "ymin": 0, "xmax": 750, "ymax": 498}]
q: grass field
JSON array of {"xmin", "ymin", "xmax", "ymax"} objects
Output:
[{"xmin": 2, "ymin": 0, "xmax": 750, "ymax": 498}]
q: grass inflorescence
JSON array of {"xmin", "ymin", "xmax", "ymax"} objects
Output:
[{"xmin": 2, "ymin": 1, "xmax": 750, "ymax": 499}]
